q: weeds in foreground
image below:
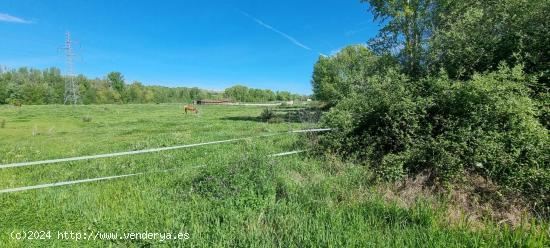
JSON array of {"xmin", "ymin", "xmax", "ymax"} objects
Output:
[{"xmin": 82, "ymin": 115, "xmax": 92, "ymax": 122}]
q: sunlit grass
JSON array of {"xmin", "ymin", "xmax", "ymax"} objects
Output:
[{"xmin": 0, "ymin": 104, "xmax": 547, "ymax": 247}]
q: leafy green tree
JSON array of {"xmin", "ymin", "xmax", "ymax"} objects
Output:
[
  {"xmin": 82, "ymin": 86, "xmax": 97, "ymax": 104},
  {"xmin": 425, "ymin": 0, "xmax": 550, "ymax": 128},
  {"xmin": 22, "ymin": 80, "xmax": 47, "ymax": 104},
  {"xmin": 428, "ymin": 0, "xmax": 550, "ymax": 84},
  {"xmin": 276, "ymin": 91, "xmax": 291, "ymax": 101},
  {"xmin": 263, "ymin": 89, "xmax": 276, "ymax": 101},
  {"xmin": 75, "ymin": 75, "xmax": 93, "ymax": 104},
  {"xmin": 0, "ymin": 72, "xmax": 8, "ymax": 104},
  {"xmin": 126, "ymin": 81, "xmax": 144, "ymax": 103},
  {"xmin": 312, "ymin": 45, "xmax": 397, "ymax": 105},
  {"xmin": 362, "ymin": 0, "xmax": 436, "ymax": 76},
  {"xmin": 42, "ymin": 68, "xmax": 64, "ymax": 103},
  {"xmin": 189, "ymin": 87, "xmax": 202, "ymax": 100},
  {"xmin": 224, "ymin": 85, "xmax": 249, "ymax": 102},
  {"xmin": 107, "ymin": 72, "xmax": 125, "ymax": 95}
]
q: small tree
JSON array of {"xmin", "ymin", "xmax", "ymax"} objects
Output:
[
  {"xmin": 107, "ymin": 72, "xmax": 125, "ymax": 95},
  {"xmin": 311, "ymin": 45, "xmax": 396, "ymax": 106}
]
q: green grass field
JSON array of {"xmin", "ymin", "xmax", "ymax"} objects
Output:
[{"xmin": 0, "ymin": 104, "xmax": 548, "ymax": 247}]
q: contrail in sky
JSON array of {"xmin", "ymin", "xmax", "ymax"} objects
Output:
[
  {"xmin": 0, "ymin": 12, "xmax": 32, "ymax": 24},
  {"xmin": 238, "ymin": 10, "xmax": 326, "ymax": 56}
]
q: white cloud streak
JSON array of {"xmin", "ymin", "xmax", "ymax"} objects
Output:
[
  {"xmin": 0, "ymin": 12, "xmax": 32, "ymax": 24},
  {"xmin": 238, "ymin": 10, "xmax": 312, "ymax": 51}
]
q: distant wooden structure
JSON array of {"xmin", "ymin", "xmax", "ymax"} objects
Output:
[{"xmin": 196, "ymin": 99, "xmax": 233, "ymax": 105}]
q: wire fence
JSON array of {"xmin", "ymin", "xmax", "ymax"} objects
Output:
[
  {"xmin": 0, "ymin": 128, "xmax": 331, "ymax": 170},
  {"xmin": 0, "ymin": 149, "xmax": 306, "ymax": 194}
]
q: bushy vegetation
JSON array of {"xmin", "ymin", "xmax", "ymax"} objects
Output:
[
  {"xmin": 427, "ymin": 0, "xmax": 550, "ymax": 83},
  {"xmin": 312, "ymin": 45, "xmax": 397, "ymax": 107},
  {"xmin": 259, "ymin": 108, "xmax": 276, "ymax": 122},
  {"xmin": 313, "ymin": 0, "xmax": 550, "ymax": 216},
  {"xmin": 319, "ymin": 66, "xmax": 549, "ymax": 210},
  {"xmin": 0, "ymin": 68, "xmax": 304, "ymax": 105}
]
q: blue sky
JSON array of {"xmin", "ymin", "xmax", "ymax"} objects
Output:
[{"xmin": 0, "ymin": 0, "xmax": 378, "ymax": 94}]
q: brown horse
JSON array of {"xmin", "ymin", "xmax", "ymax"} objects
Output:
[{"xmin": 183, "ymin": 105, "xmax": 199, "ymax": 114}]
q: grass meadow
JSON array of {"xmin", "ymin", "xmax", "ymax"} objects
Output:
[{"xmin": 0, "ymin": 104, "xmax": 548, "ymax": 247}]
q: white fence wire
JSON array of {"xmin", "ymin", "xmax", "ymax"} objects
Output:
[
  {"xmin": 0, "ymin": 149, "xmax": 305, "ymax": 194},
  {"xmin": 0, "ymin": 128, "xmax": 331, "ymax": 170}
]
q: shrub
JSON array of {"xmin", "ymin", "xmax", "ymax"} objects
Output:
[
  {"xmin": 377, "ymin": 152, "xmax": 407, "ymax": 181},
  {"xmin": 318, "ymin": 69, "xmax": 429, "ymax": 161},
  {"xmin": 259, "ymin": 108, "xmax": 276, "ymax": 122},
  {"xmin": 318, "ymin": 65, "xmax": 549, "ymax": 213},
  {"xmin": 282, "ymin": 109, "xmax": 322, "ymax": 123}
]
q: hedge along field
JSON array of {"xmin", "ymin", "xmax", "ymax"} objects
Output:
[{"xmin": 0, "ymin": 104, "xmax": 548, "ymax": 247}]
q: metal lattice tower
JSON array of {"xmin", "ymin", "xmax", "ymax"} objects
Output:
[{"xmin": 63, "ymin": 32, "xmax": 78, "ymax": 104}]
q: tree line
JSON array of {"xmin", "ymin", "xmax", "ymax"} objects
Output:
[
  {"xmin": 313, "ymin": 0, "xmax": 549, "ymax": 214},
  {"xmin": 0, "ymin": 67, "xmax": 304, "ymax": 105},
  {"xmin": 223, "ymin": 85, "xmax": 303, "ymax": 102}
]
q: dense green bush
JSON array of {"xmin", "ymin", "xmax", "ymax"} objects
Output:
[
  {"xmin": 319, "ymin": 69, "xmax": 429, "ymax": 161},
  {"xmin": 428, "ymin": 0, "xmax": 550, "ymax": 85},
  {"xmin": 259, "ymin": 108, "xmax": 276, "ymax": 122},
  {"xmin": 318, "ymin": 65, "xmax": 549, "ymax": 213}
]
